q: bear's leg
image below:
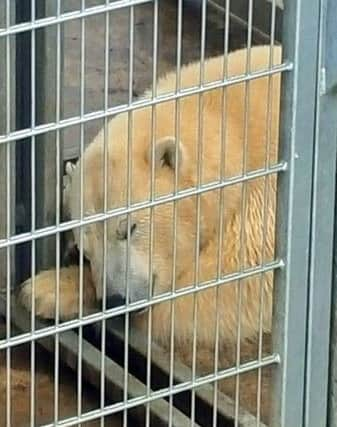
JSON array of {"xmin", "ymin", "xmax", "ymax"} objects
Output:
[{"xmin": 18, "ymin": 265, "xmax": 96, "ymax": 320}]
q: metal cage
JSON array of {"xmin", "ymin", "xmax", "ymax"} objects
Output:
[{"xmin": 1, "ymin": 0, "xmax": 337, "ymax": 426}]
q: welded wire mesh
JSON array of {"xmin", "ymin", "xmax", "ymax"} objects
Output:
[{"xmin": 0, "ymin": 0, "xmax": 328, "ymax": 426}]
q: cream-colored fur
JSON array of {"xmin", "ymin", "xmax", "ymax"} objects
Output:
[{"xmin": 19, "ymin": 45, "xmax": 280, "ymax": 356}]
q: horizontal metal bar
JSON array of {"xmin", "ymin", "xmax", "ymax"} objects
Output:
[
  {"xmin": 0, "ymin": 0, "xmax": 153, "ymax": 37},
  {"xmin": 0, "ymin": 62, "xmax": 292, "ymax": 144},
  {"xmin": 40, "ymin": 354, "xmax": 279, "ymax": 427},
  {"xmin": 0, "ymin": 259, "xmax": 282, "ymax": 349},
  {"xmin": 0, "ymin": 162, "xmax": 286, "ymax": 249}
]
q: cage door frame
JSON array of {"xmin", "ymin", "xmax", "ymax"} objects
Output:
[{"xmin": 271, "ymin": 0, "xmax": 328, "ymax": 426}]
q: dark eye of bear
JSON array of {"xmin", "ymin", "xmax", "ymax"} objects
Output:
[{"xmin": 117, "ymin": 222, "xmax": 137, "ymax": 240}]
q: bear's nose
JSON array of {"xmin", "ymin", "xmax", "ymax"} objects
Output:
[{"xmin": 106, "ymin": 294, "xmax": 126, "ymax": 309}]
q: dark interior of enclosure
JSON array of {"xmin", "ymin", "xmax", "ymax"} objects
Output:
[
  {"xmin": 81, "ymin": 319, "xmax": 236, "ymax": 426},
  {"xmin": 7, "ymin": 0, "xmax": 284, "ymax": 425},
  {"xmin": 15, "ymin": 0, "xmax": 32, "ymax": 285}
]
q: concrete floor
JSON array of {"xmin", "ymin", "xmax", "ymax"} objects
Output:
[
  {"xmin": 1, "ymin": 0, "xmax": 273, "ymax": 425},
  {"xmin": 0, "ymin": 319, "xmax": 127, "ymax": 427}
]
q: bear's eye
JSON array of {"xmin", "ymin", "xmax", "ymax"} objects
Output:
[{"xmin": 116, "ymin": 220, "xmax": 137, "ymax": 240}]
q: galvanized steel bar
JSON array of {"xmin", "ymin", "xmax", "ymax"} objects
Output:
[
  {"xmin": 0, "ymin": 3, "xmax": 15, "ymax": 426},
  {"xmin": 212, "ymin": 0, "xmax": 230, "ymax": 424},
  {"xmin": 123, "ymin": 3, "xmax": 135, "ymax": 426},
  {"xmin": 271, "ymin": 0, "xmax": 322, "ymax": 425},
  {"xmin": 256, "ymin": 0, "xmax": 278, "ymax": 422},
  {"xmin": 146, "ymin": 0, "xmax": 159, "ymax": 424},
  {"xmin": 54, "ymin": 0, "xmax": 62, "ymax": 423},
  {"xmin": 100, "ymin": 2, "xmax": 110, "ymax": 426},
  {"xmin": 30, "ymin": 1, "xmax": 37, "ymax": 422},
  {"xmin": 77, "ymin": 1, "xmax": 86, "ymax": 422}
]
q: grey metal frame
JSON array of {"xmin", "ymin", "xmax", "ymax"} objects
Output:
[
  {"xmin": 272, "ymin": 1, "xmax": 337, "ymax": 426},
  {"xmin": 271, "ymin": 0, "xmax": 321, "ymax": 424},
  {"xmin": 304, "ymin": 1, "xmax": 337, "ymax": 426}
]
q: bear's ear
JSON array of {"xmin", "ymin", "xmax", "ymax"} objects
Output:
[{"xmin": 154, "ymin": 136, "xmax": 182, "ymax": 170}]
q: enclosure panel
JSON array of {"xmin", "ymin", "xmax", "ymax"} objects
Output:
[
  {"xmin": 1, "ymin": 0, "xmax": 334, "ymax": 425},
  {"xmin": 271, "ymin": 0, "xmax": 322, "ymax": 426}
]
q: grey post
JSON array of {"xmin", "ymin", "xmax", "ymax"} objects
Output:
[
  {"xmin": 305, "ymin": 0, "xmax": 337, "ymax": 426},
  {"xmin": 271, "ymin": 0, "xmax": 322, "ymax": 426}
]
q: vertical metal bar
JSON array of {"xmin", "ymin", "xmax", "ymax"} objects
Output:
[
  {"xmin": 4, "ymin": 2, "xmax": 12, "ymax": 426},
  {"xmin": 0, "ymin": 0, "xmax": 9, "ymax": 296},
  {"xmin": 100, "ymin": 2, "xmax": 110, "ymax": 426},
  {"xmin": 30, "ymin": 1, "xmax": 36, "ymax": 426},
  {"xmin": 234, "ymin": 1, "xmax": 254, "ymax": 424},
  {"xmin": 146, "ymin": 0, "xmax": 158, "ymax": 425},
  {"xmin": 271, "ymin": 0, "xmax": 321, "ymax": 425},
  {"xmin": 54, "ymin": 0, "xmax": 62, "ymax": 423},
  {"xmin": 168, "ymin": 0, "xmax": 183, "ymax": 423},
  {"xmin": 191, "ymin": 0, "xmax": 207, "ymax": 423},
  {"xmin": 306, "ymin": 1, "xmax": 337, "ymax": 426},
  {"xmin": 256, "ymin": 0, "xmax": 277, "ymax": 423},
  {"xmin": 212, "ymin": 1, "xmax": 230, "ymax": 425},
  {"xmin": 213, "ymin": 0, "xmax": 230, "ymax": 427},
  {"xmin": 124, "ymin": 5, "xmax": 135, "ymax": 426},
  {"xmin": 6, "ymin": 140, "xmax": 11, "ymax": 427},
  {"xmin": 78, "ymin": 1, "xmax": 86, "ymax": 423}
]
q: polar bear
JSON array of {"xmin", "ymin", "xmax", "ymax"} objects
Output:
[{"xmin": 19, "ymin": 45, "xmax": 280, "ymax": 361}]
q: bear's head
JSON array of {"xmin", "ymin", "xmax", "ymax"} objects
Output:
[{"xmin": 67, "ymin": 103, "xmax": 214, "ymax": 309}]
